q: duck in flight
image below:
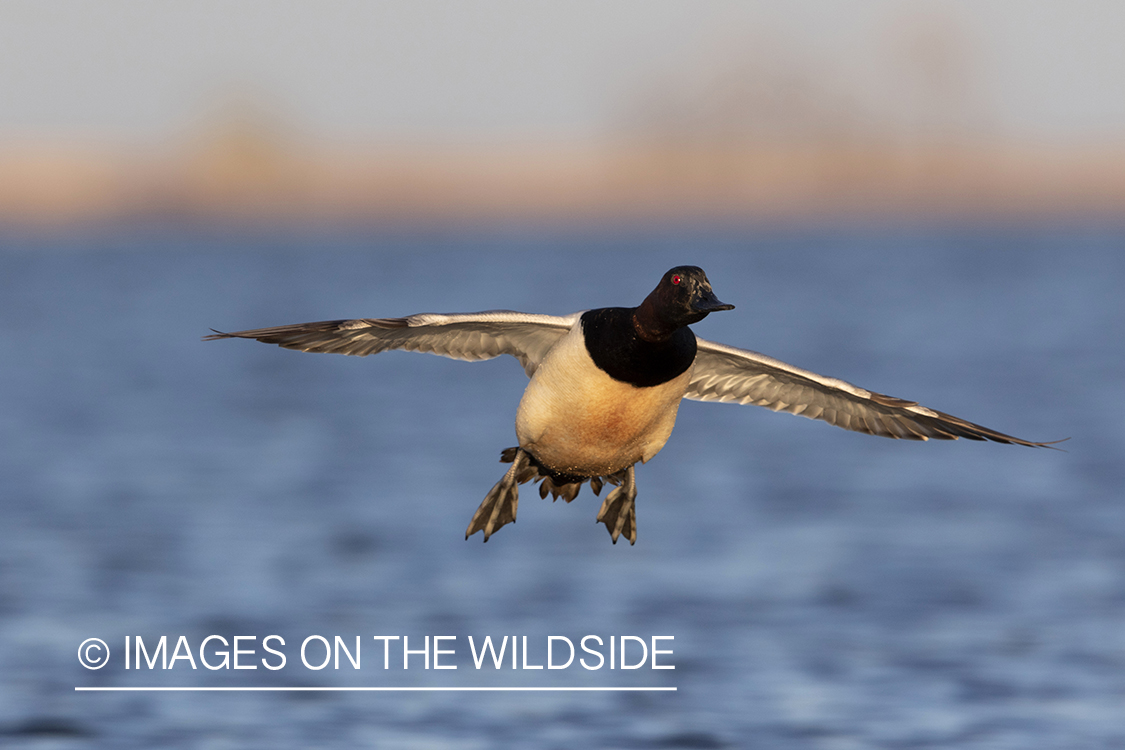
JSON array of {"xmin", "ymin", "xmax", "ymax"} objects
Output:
[{"xmin": 206, "ymin": 266, "xmax": 1058, "ymax": 545}]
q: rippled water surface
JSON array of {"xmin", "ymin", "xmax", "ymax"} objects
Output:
[{"xmin": 1, "ymin": 224, "xmax": 1123, "ymax": 748}]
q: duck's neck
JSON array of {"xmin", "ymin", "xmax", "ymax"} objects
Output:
[{"xmin": 631, "ymin": 297, "xmax": 678, "ymax": 342}]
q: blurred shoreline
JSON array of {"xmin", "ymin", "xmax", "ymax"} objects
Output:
[{"xmin": 3, "ymin": 133, "xmax": 1124, "ymax": 229}]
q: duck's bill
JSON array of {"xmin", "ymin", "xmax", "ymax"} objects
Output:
[{"xmin": 691, "ymin": 292, "xmax": 735, "ymax": 313}]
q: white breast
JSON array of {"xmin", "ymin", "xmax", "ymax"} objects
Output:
[{"xmin": 514, "ymin": 323, "xmax": 693, "ymax": 477}]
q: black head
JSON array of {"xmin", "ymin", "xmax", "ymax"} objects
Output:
[{"xmin": 635, "ymin": 266, "xmax": 734, "ymax": 337}]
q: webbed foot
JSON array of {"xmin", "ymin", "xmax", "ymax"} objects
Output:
[
  {"xmin": 466, "ymin": 448, "xmax": 534, "ymax": 542},
  {"xmin": 595, "ymin": 464, "xmax": 637, "ymax": 545}
]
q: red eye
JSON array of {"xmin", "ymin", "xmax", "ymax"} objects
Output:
[{"xmin": 671, "ymin": 274, "xmax": 682, "ymax": 285}]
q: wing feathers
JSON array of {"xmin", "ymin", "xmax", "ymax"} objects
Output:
[
  {"xmin": 207, "ymin": 310, "xmax": 1061, "ymax": 448},
  {"xmin": 204, "ymin": 311, "xmax": 577, "ymax": 377},
  {"xmin": 688, "ymin": 338, "xmax": 1062, "ymax": 448}
]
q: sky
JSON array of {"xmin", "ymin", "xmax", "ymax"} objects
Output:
[{"xmin": 0, "ymin": 0, "xmax": 1123, "ymax": 147}]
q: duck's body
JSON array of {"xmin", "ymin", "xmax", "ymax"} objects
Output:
[
  {"xmin": 515, "ymin": 312, "xmax": 693, "ymax": 478},
  {"xmin": 206, "ymin": 266, "xmax": 1059, "ymax": 545}
]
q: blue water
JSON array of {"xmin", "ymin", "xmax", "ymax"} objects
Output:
[{"xmin": 1, "ymin": 224, "xmax": 1123, "ymax": 748}]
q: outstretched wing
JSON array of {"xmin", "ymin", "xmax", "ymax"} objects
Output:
[
  {"xmin": 204, "ymin": 310, "xmax": 578, "ymax": 377},
  {"xmin": 687, "ymin": 338, "xmax": 1061, "ymax": 447}
]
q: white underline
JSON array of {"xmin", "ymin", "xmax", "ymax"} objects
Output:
[{"xmin": 75, "ymin": 686, "xmax": 676, "ymax": 692}]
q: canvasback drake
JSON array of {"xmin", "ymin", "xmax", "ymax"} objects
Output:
[{"xmin": 206, "ymin": 266, "xmax": 1059, "ymax": 545}]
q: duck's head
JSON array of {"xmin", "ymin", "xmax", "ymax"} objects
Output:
[{"xmin": 634, "ymin": 266, "xmax": 734, "ymax": 340}]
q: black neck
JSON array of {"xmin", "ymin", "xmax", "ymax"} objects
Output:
[
  {"xmin": 632, "ymin": 295, "xmax": 679, "ymax": 341},
  {"xmin": 581, "ymin": 307, "xmax": 696, "ymax": 387}
]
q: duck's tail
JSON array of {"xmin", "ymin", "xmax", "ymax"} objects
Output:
[{"xmin": 497, "ymin": 446, "xmax": 625, "ymax": 503}]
